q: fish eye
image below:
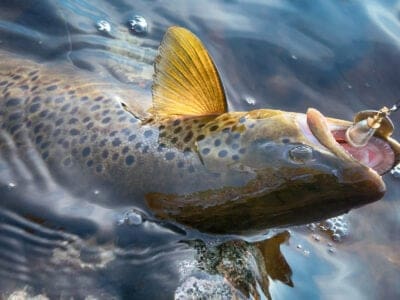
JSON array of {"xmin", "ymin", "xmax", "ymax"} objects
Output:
[{"xmin": 289, "ymin": 144, "xmax": 314, "ymax": 163}]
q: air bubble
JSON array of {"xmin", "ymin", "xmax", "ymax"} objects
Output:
[
  {"xmin": 93, "ymin": 190, "xmax": 100, "ymax": 196},
  {"xmin": 118, "ymin": 209, "xmax": 143, "ymax": 226},
  {"xmin": 312, "ymin": 234, "xmax": 320, "ymax": 242},
  {"xmin": 390, "ymin": 164, "xmax": 400, "ymax": 178},
  {"xmin": 96, "ymin": 20, "xmax": 111, "ymax": 32},
  {"xmin": 244, "ymin": 96, "xmax": 256, "ymax": 105},
  {"xmin": 291, "ymin": 54, "xmax": 298, "ymax": 60},
  {"xmin": 7, "ymin": 182, "xmax": 16, "ymax": 189},
  {"xmin": 128, "ymin": 15, "xmax": 148, "ymax": 34},
  {"xmin": 297, "ymin": 244, "xmax": 303, "ymax": 249}
]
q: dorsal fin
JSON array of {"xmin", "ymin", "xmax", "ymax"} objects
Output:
[{"xmin": 151, "ymin": 26, "xmax": 227, "ymax": 118}]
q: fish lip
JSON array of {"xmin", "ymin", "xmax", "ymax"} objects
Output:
[{"xmin": 303, "ymin": 108, "xmax": 385, "ymax": 191}]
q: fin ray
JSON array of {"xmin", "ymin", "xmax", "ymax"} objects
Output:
[{"xmin": 152, "ymin": 26, "xmax": 227, "ymax": 117}]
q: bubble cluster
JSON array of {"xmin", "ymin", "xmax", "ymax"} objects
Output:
[
  {"xmin": 308, "ymin": 215, "xmax": 349, "ymax": 242},
  {"xmin": 175, "ymin": 276, "xmax": 232, "ymax": 300}
]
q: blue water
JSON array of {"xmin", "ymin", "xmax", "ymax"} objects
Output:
[{"xmin": 0, "ymin": 0, "xmax": 400, "ymax": 299}]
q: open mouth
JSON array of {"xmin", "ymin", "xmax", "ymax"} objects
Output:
[
  {"xmin": 331, "ymin": 130, "xmax": 394, "ymax": 174},
  {"xmin": 305, "ymin": 108, "xmax": 395, "ymax": 175}
]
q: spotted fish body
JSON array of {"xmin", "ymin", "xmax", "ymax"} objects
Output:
[{"xmin": 0, "ymin": 27, "xmax": 398, "ymax": 234}]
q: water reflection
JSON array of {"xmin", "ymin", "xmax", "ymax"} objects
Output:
[{"xmin": 0, "ymin": 0, "xmax": 400, "ymax": 299}]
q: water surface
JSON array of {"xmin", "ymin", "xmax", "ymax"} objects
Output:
[{"xmin": 0, "ymin": 0, "xmax": 399, "ymax": 299}]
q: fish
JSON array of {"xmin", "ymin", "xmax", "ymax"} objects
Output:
[{"xmin": 0, "ymin": 26, "xmax": 399, "ymax": 234}]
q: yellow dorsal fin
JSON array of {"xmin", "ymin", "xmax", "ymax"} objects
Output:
[{"xmin": 151, "ymin": 26, "xmax": 227, "ymax": 118}]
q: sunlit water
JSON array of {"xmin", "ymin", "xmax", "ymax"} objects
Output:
[{"xmin": 1, "ymin": 0, "xmax": 400, "ymax": 299}]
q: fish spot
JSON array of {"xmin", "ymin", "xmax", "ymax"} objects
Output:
[
  {"xmin": 41, "ymin": 151, "xmax": 49, "ymax": 160},
  {"xmin": 214, "ymin": 139, "xmax": 221, "ymax": 147},
  {"xmin": 53, "ymin": 128, "xmax": 61, "ymax": 137},
  {"xmin": 112, "ymin": 138, "xmax": 121, "ymax": 147},
  {"xmin": 173, "ymin": 119, "xmax": 181, "ymax": 126},
  {"xmin": 128, "ymin": 134, "xmax": 136, "ymax": 141},
  {"xmin": 109, "ymin": 131, "xmax": 118, "ymax": 137},
  {"xmin": 231, "ymin": 143, "xmax": 240, "ymax": 150},
  {"xmin": 102, "ymin": 150, "xmax": 109, "ymax": 158},
  {"xmin": 173, "ymin": 127, "xmax": 182, "ymax": 134},
  {"xmin": 201, "ymin": 148, "xmax": 210, "ymax": 155},
  {"xmin": 157, "ymin": 144, "xmax": 166, "ymax": 152},
  {"xmin": 39, "ymin": 110, "xmax": 48, "ymax": 118},
  {"xmin": 20, "ymin": 85, "xmax": 29, "ymax": 90},
  {"xmin": 46, "ymin": 85, "xmax": 57, "ymax": 91},
  {"xmin": 0, "ymin": 80, "xmax": 8, "ymax": 86},
  {"xmin": 218, "ymin": 150, "xmax": 228, "ymax": 158},
  {"xmin": 70, "ymin": 129, "xmax": 80, "ymax": 136},
  {"xmin": 125, "ymin": 155, "xmax": 135, "ymax": 166},
  {"xmin": 54, "ymin": 96, "xmax": 66, "ymax": 104},
  {"xmin": 183, "ymin": 131, "xmax": 193, "ymax": 143},
  {"xmin": 282, "ymin": 138, "xmax": 290, "ymax": 144},
  {"xmin": 83, "ymin": 117, "xmax": 90, "ymax": 123},
  {"xmin": 6, "ymin": 98, "xmax": 21, "ymax": 106},
  {"xmin": 102, "ymin": 117, "xmax": 111, "ymax": 124},
  {"xmin": 35, "ymin": 135, "xmax": 43, "ymax": 144},
  {"xmin": 12, "ymin": 75, "xmax": 21, "ymax": 80},
  {"xmin": 40, "ymin": 142, "xmax": 50, "ymax": 149},
  {"xmin": 96, "ymin": 165, "xmax": 103, "ymax": 173},
  {"xmin": 102, "ymin": 109, "xmax": 110, "ymax": 116},
  {"xmin": 142, "ymin": 145, "xmax": 149, "ymax": 154},
  {"xmin": 61, "ymin": 103, "xmax": 71, "ymax": 112},
  {"xmin": 8, "ymin": 112, "xmax": 23, "ymax": 121},
  {"xmin": 10, "ymin": 124, "xmax": 21, "ymax": 134},
  {"xmin": 232, "ymin": 154, "xmax": 240, "ymax": 161},
  {"xmin": 159, "ymin": 125, "xmax": 165, "ymax": 130},
  {"xmin": 112, "ymin": 153, "xmax": 119, "ymax": 161},
  {"xmin": 135, "ymin": 142, "xmax": 142, "ymax": 149},
  {"xmin": 177, "ymin": 161, "xmax": 184, "ymax": 168},
  {"xmin": 165, "ymin": 152, "xmax": 175, "ymax": 160},
  {"xmin": 196, "ymin": 134, "xmax": 205, "ymax": 142},
  {"xmin": 188, "ymin": 165, "xmax": 195, "ymax": 173},
  {"xmin": 122, "ymin": 146, "xmax": 129, "ymax": 154},
  {"xmin": 55, "ymin": 118, "xmax": 64, "ymax": 126},
  {"xmin": 118, "ymin": 116, "xmax": 128, "ymax": 122},
  {"xmin": 239, "ymin": 117, "xmax": 246, "ymax": 123},
  {"xmin": 87, "ymin": 160, "xmax": 94, "ymax": 167},
  {"xmin": 90, "ymin": 104, "xmax": 100, "ymax": 111},
  {"xmin": 159, "ymin": 131, "xmax": 167, "ymax": 138},
  {"xmin": 144, "ymin": 130, "xmax": 153, "ymax": 138},
  {"xmin": 80, "ymin": 96, "xmax": 89, "ymax": 102},
  {"xmin": 70, "ymin": 107, "xmax": 78, "ymax": 114},
  {"xmin": 233, "ymin": 133, "xmax": 240, "ymax": 139},
  {"xmin": 82, "ymin": 147, "xmax": 91, "ymax": 157},
  {"xmin": 31, "ymin": 76, "xmax": 38, "ymax": 82},
  {"xmin": 239, "ymin": 148, "xmax": 246, "ymax": 154},
  {"xmin": 86, "ymin": 122, "xmax": 94, "ymax": 129},
  {"xmin": 171, "ymin": 137, "xmax": 178, "ymax": 144},
  {"xmin": 209, "ymin": 125, "xmax": 219, "ymax": 131},
  {"xmin": 68, "ymin": 118, "xmax": 78, "ymax": 124},
  {"xmin": 79, "ymin": 136, "xmax": 87, "ymax": 143},
  {"xmin": 34, "ymin": 124, "xmax": 43, "ymax": 134},
  {"xmin": 94, "ymin": 96, "xmax": 103, "ymax": 102}
]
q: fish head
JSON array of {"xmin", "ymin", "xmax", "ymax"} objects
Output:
[{"xmin": 186, "ymin": 107, "xmax": 398, "ymax": 233}]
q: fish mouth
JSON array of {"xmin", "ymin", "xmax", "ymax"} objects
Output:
[{"xmin": 304, "ymin": 108, "xmax": 395, "ymax": 175}]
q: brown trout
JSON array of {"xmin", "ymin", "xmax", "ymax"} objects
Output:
[{"xmin": 0, "ymin": 26, "xmax": 399, "ymax": 234}]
